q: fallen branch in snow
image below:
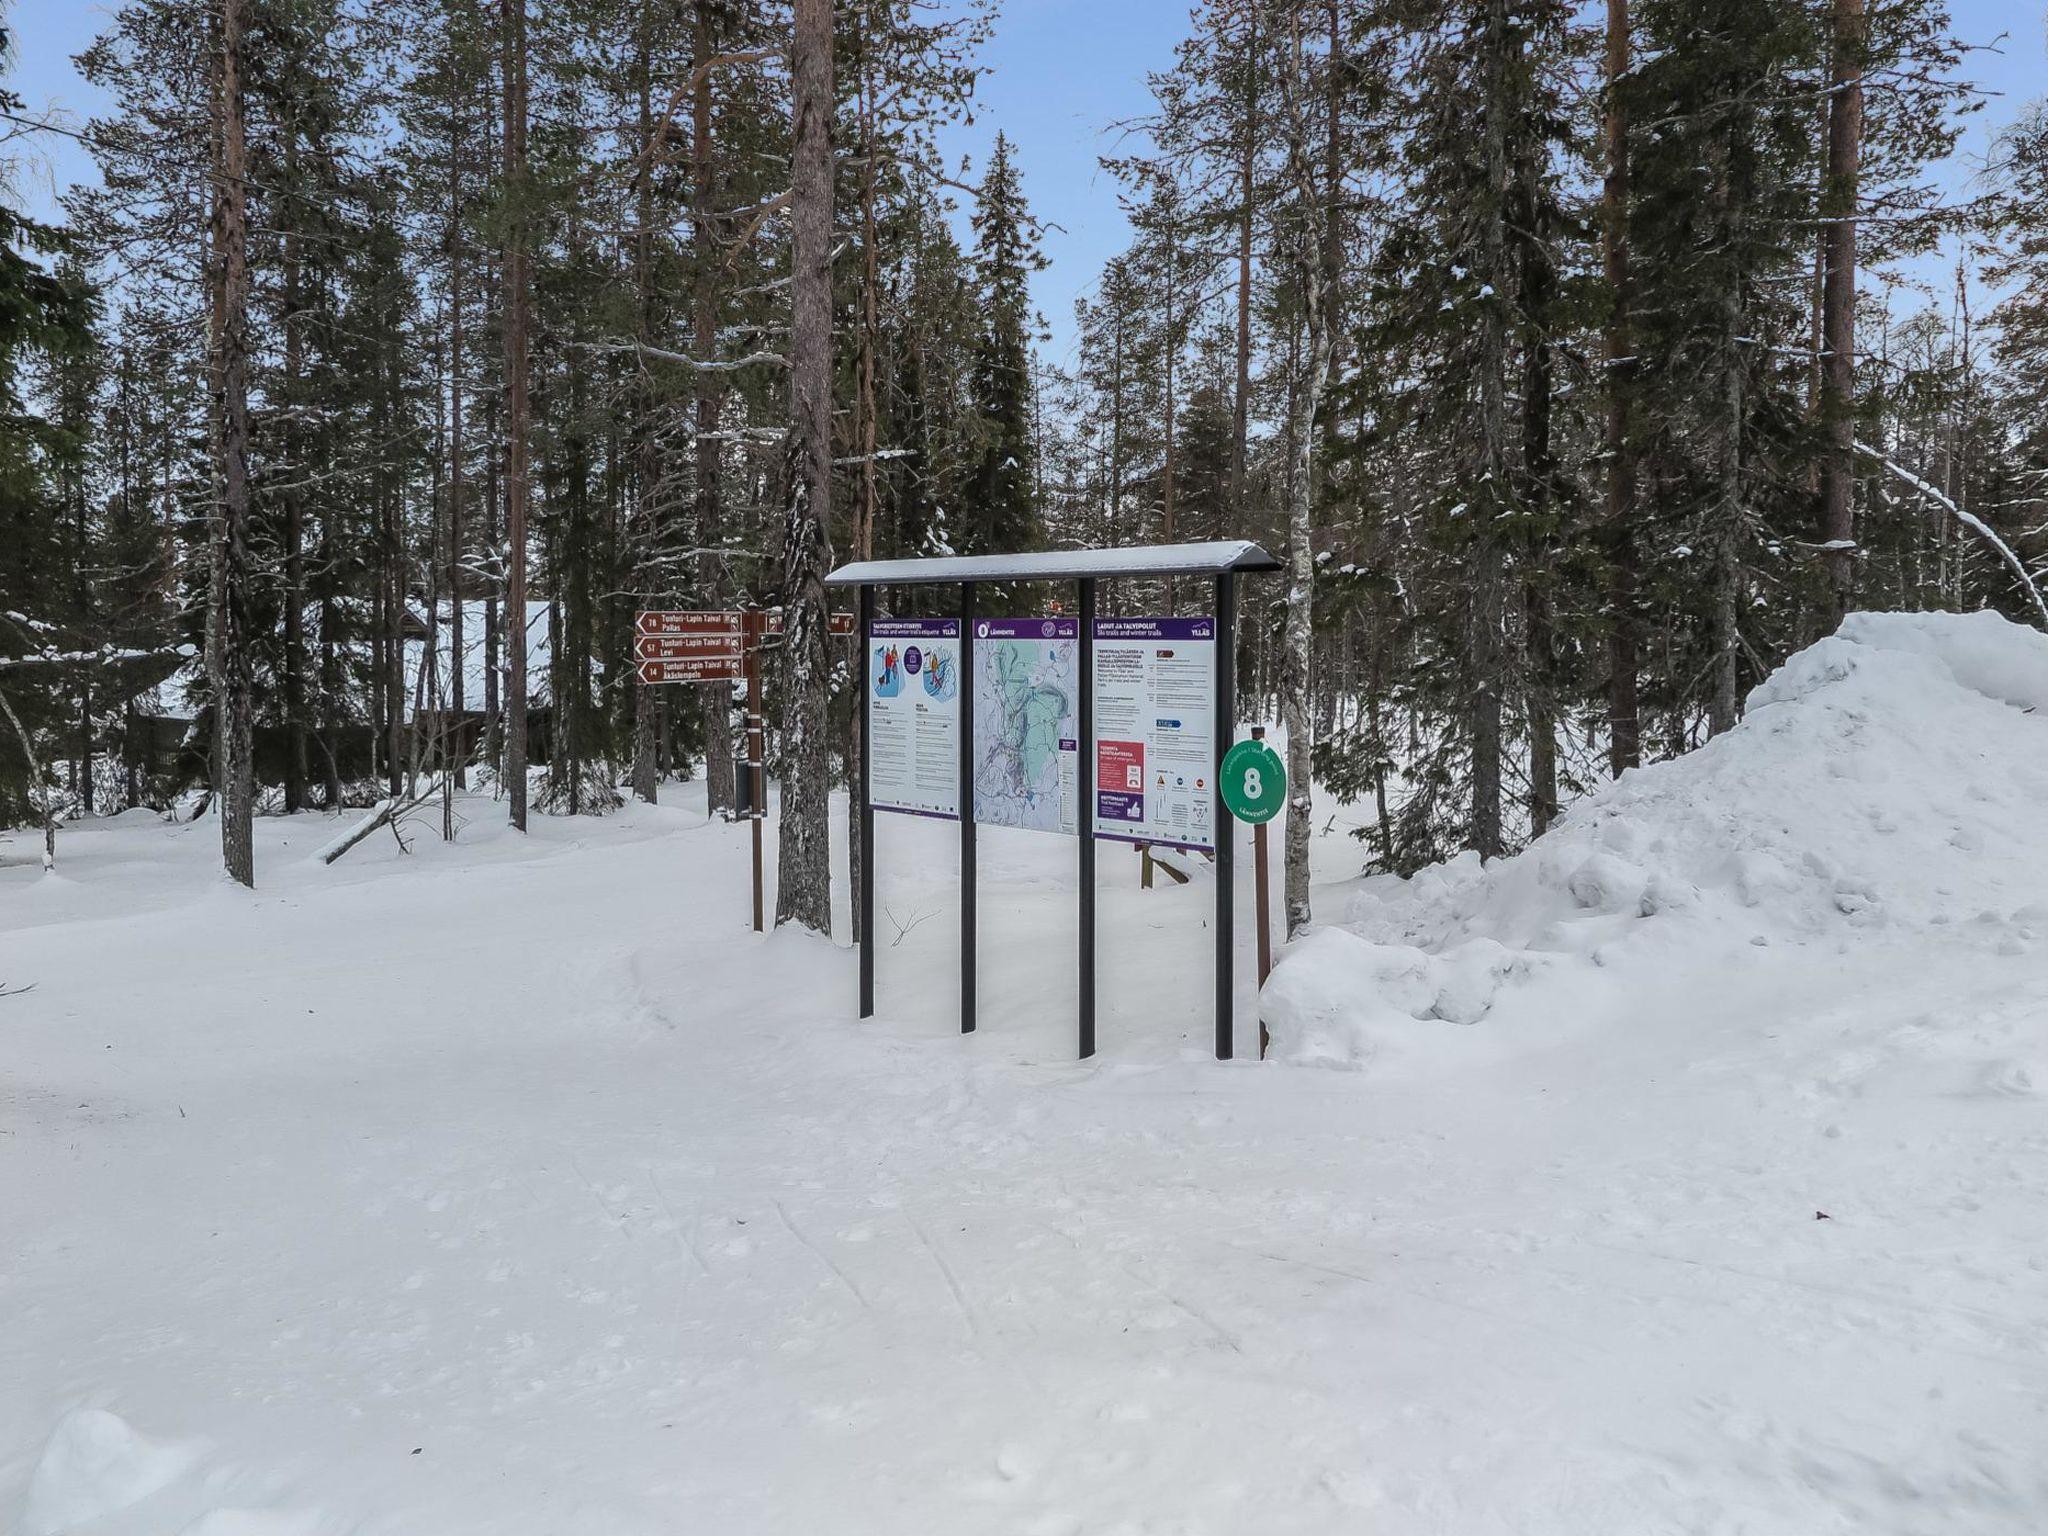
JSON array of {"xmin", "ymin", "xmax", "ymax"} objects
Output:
[
  {"xmin": 316, "ymin": 774, "xmax": 450, "ymax": 866},
  {"xmin": 884, "ymin": 905, "xmax": 935, "ymax": 948},
  {"xmin": 1856, "ymin": 442, "xmax": 2048, "ymax": 630}
]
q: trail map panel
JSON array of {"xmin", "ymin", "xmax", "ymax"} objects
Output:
[
  {"xmin": 868, "ymin": 618, "xmax": 961, "ymax": 820},
  {"xmin": 971, "ymin": 618, "xmax": 1078, "ymax": 834},
  {"xmin": 1091, "ymin": 617, "xmax": 1216, "ymax": 851}
]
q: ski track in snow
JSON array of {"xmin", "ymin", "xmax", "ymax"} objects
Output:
[{"xmin": 3, "ymin": 613, "xmax": 2048, "ymax": 1533}]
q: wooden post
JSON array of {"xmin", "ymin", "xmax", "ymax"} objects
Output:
[
  {"xmin": 1078, "ymin": 578, "xmax": 1097, "ymax": 1060},
  {"xmin": 746, "ymin": 606, "xmax": 765, "ymax": 933},
  {"xmin": 959, "ymin": 582, "xmax": 977, "ymax": 1034},
  {"xmin": 858, "ymin": 582, "xmax": 876, "ymax": 1017},
  {"xmin": 1214, "ymin": 571, "xmax": 1236, "ymax": 1060},
  {"xmin": 1251, "ymin": 725, "xmax": 1274, "ymax": 990}
]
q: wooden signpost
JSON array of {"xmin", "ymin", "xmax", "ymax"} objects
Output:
[
  {"xmin": 636, "ymin": 657, "xmax": 745, "ymax": 684},
  {"xmin": 633, "ymin": 606, "xmax": 852, "ymax": 932},
  {"xmin": 637, "ymin": 609, "xmax": 741, "ymax": 636},
  {"xmin": 636, "ymin": 634, "xmax": 744, "ymax": 659}
]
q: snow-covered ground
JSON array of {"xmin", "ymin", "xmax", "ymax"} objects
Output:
[{"xmin": 5, "ymin": 612, "xmax": 2047, "ymax": 1534}]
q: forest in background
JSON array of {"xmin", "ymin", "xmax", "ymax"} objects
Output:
[{"xmin": 1, "ymin": 0, "xmax": 2044, "ymax": 935}]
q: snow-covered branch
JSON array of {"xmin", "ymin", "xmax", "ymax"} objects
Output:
[
  {"xmin": 1856, "ymin": 442, "xmax": 2048, "ymax": 630},
  {"xmin": 572, "ymin": 340, "xmax": 787, "ymax": 373},
  {"xmin": 0, "ymin": 643, "xmax": 195, "ymax": 671}
]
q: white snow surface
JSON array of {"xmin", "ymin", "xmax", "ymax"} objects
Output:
[{"xmin": 5, "ymin": 609, "xmax": 2047, "ymax": 1533}]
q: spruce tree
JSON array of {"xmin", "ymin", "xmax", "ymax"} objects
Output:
[{"xmin": 961, "ymin": 132, "xmax": 1045, "ymax": 557}]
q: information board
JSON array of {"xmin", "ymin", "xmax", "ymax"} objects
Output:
[
  {"xmin": 971, "ymin": 618, "xmax": 1078, "ymax": 834},
  {"xmin": 1091, "ymin": 617, "xmax": 1216, "ymax": 850},
  {"xmin": 868, "ymin": 618, "xmax": 961, "ymax": 819}
]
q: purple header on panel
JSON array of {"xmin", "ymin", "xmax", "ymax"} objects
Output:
[
  {"xmin": 975, "ymin": 617, "xmax": 1078, "ymax": 640},
  {"xmin": 870, "ymin": 618, "xmax": 959, "ymax": 638},
  {"xmin": 1092, "ymin": 616, "xmax": 1214, "ymax": 641}
]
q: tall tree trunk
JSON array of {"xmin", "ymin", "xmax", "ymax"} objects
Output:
[
  {"xmin": 65, "ymin": 419, "xmax": 90, "ymax": 814},
  {"xmin": 1469, "ymin": 0, "xmax": 1512, "ymax": 863},
  {"xmin": 384, "ymin": 415, "xmax": 406, "ymax": 800},
  {"xmin": 1161, "ymin": 215, "xmax": 1179, "ymax": 612},
  {"xmin": 449, "ymin": 108, "xmax": 468, "ymax": 788},
  {"xmin": 848, "ymin": 10, "xmax": 882, "ymax": 943},
  {"xmin": 1519, "ymin": 138, "xmax": 1559, "ymax": 838},
  {"xmin": 1230, "ymin": 0, "xmax": 1258, "ymax": 532},
  {"xmin": 1109, "ymin": 299, "xmax": 1125, "ymax": 541},
  {"xmin": 695, "ymin": 0, "xmax": 735, "ymax": 816},
  {"xmin": 1602, "ymin": 0, "xmax": 1640, "ymax": 776},
  {"xmin": 1709, "ymin": 142, "xmax": 1745, "ymax": 737},
  {"xmin": 211, "ymin": 0, "xmax": 255, "ymax": 887},
  {"xmin": 281, "ymin": 135, "xmax": 307, "ymax": 814},
  {"xmin": 1277, "ymin": 14, "xmax": 1331, "ymax": 937},
  {"xmin": 483, "ymin": 371, "xmax": 501, "ymax": 772},
  {"xmin": 320, "ymin": 549, "xmax": 341, "ymax": 808},
  {"xmin": 1281, "ymin": 308, "xmax": 1330, "ymax": 936},
  {"xmin": 1818, "ymin": 0, "xmax": 1865, "ymax": 627},
  {"xmin": 775, "ymin": 0, "xmax": 837, "ymax": 933},
  {"xmin": 424, "ymin": 399, "xmax": 446, "ymax": 800},
  {"xmin": 564, "ymin": 274, "xmax": 592, "ymax": 815},
  {"xmin": 501, "ymin": 0, "xmax": 531, "ymax": 830},
  {"xmin": 630, "ymin": 24, "xmax": 661, "ymax": 804},
  {"xmin": 1321, "ymin": 0, "xmax": 1345, "ymax": 387}
]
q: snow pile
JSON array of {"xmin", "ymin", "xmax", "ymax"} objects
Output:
[
  {"xmin": 19, "ymin": 1409, "xmax": 201, "ymax": 1536},
  {"xmin": 1266, "ymin": 610, "xmax": 2048, "ymax": 1067}
]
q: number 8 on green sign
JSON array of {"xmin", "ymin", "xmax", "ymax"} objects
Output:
[{"xmin": 1219, "ymin": 738, "xmax": 1286, "ymax": 824}]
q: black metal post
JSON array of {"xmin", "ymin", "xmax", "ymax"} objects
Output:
[
  {"xmin": 1078, "ymin": 578, "xmax": 1097, "ymax": 1059},
  {"xmin": 1214, "ymin": 572, "xmax": 1236, "ymax": 1060},
  {"xmin": 959, "ymin": 581, "xmax": 977, "ymax": 1034},
  {"xmin": 858, "ymin": 581, "xmax": 876, "ymax": 1020}
]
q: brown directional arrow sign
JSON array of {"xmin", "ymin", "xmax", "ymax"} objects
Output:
[
  {"xmin": 636, "ymin": 609, "xmax": 741, "ymax": 637},
  {"xmin": 635, "ymin": 633, "xmax": 742, "ymax": 661},
  {"xmin": 637, "ymin": 656, "xmax": 745, "ymax": 685}
]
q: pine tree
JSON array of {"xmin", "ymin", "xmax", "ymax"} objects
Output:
[
  {"xmin": 1627, "ymin": 0, "xmax": 1820, "ymax": 736},
  {"xmin": 0, "ymin": 22, "xmax": 95, "ymax": 838},
  {"xmin": 209, "ymin": 0, "xmax": 258, "ymax": 885},
  {"xmin": 774, "ymin": 0, "xmax": 837, "ymax": 934},
  {"xmin": 961, "ymin": 132, "xmax": 1045, "ymax": 558}
]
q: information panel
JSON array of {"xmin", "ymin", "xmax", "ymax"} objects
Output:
[
  {"xmin": 1091, "ymin": 616, "xmax": 1216, "ymax": 850},
  {"xmin": 868, "ymin": 618, "xmax": 961, "ymax": 819},
  {"xmin": 972, "ymin": 618, "xmax": 1078, "ymax": 834}
]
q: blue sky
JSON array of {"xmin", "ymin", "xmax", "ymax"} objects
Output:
[{"xmin": 5, "ymin": 0, "xmax": 2041, "ymax": 363}]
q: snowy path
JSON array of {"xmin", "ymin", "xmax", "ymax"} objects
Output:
[{"xmin": 4, "ymin": 784, "xmax": 2046, "ymax": 1533}]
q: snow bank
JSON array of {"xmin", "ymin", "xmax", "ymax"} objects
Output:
[
  {"xmin": 1266, "ymin": 610, "xmax": 2048, "ymax": 1066},
  {"xmin": 20, "ymin": 1409, "xmax": 201, "ymax": 1535}
]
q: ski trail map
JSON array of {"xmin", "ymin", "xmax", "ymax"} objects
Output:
[{"xmin": 972, "ymin": 618, "xmax": 1078, "ymax": 834}]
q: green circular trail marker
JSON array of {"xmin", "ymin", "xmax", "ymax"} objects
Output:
[{"xmin": 1220, "ymin": 738, "xmax": 1286, "ymax": 824}]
